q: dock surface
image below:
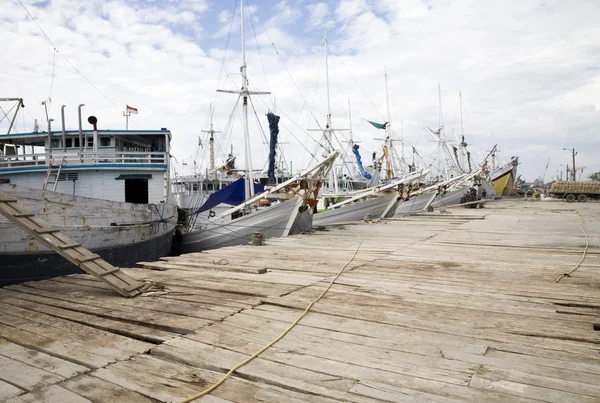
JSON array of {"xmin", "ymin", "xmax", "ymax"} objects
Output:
[{"xmin": 0, "ymin": 199, "xmax": 599, "ymax": 402}]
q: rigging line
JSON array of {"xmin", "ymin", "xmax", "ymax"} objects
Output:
[
  {"xmin": 310, "ymin": 46, "xmax": 325, "ymax": 110},
  {"xmin": 327, "ymin": 42, "xmax": 385, "ymax": 122},
  {"xmin": 212, "ymin": 0, "xmax": 238, "ymax": 109},
  {"xmin": 254, "ymin": 13, "xmax": 312, "ymax": 108},
  {"xmin": 179, "ymin": 226, "xmax": 363, "ymax": 403},
  {"xmin": 16, "ymin": 0, "xmax": 122, "ymax": 113},
  {"xmin": 250, "ymin": 89, "xmax": 319, "ymax": 159},
  {"xmin": 49, "ymin": 48, "xmax": 57, "ymax": 101},
  {"xmin": 245, "ymin": 0, "xmax": 270, "ymax": 94}
]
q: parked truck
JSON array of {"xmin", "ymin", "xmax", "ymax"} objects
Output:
[{"xmin": 549, "ymin": 181, "xmax": 600, "ymax": 202}]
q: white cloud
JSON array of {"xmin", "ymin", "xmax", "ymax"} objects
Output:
[
  {"xmin": 2, "ymin": 0, "xmax": 600, "ymax": 182},
  {"xmin": 306, "ymin": 2, "xmax": 334, "ymax": 30}
]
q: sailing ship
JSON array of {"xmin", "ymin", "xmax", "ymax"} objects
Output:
[
  {"xmin": 0, "ymin": 101, "xmax": 177, "ymax": 286},
  {"xmin": 490, "ymin": 152, "xmax": 519, "ymax": 196},
  {"xmin": 179, "ymin": 0, "xmax": 337, "ymax": 253}
]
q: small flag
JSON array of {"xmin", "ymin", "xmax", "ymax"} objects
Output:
[
  {"xmin": 194, "ymin": 160, "xmax": 197, "ymax": 166},
  {"xmin": 182, "ymin": 161, "xmax": 188, "ymax": 166},
  {"xmin": 126, "ymin": 105, "xmax": 138, "ymax": 115}
]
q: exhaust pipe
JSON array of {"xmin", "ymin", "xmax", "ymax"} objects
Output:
[{"xmin": 61, "ymin": 105, "xmax": 66, "ymax": 151}]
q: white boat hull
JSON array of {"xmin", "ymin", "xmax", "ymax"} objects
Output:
[
  {"xmin": 180, "ymin": 195, "xmax": 309, "ymax": 252},
  {"xmin": 0, "ymin": 184, "xmax": 177, "ymax": 286},
  {"xmin": 313, "ymin": 192, "xmax": 399, "ymax": 226}
]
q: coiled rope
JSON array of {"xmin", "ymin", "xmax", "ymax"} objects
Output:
[
  {"xmin": 179, "ymin": 227, "xmax": 363, "ymax": 403},
  {"xmin": 556, "ymin": 212, "xmax": 589, "ymax": 283}
]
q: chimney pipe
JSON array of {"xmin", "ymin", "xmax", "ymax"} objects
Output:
[
  {"xmin": 78, "ymin": 104, "xmax": 85, "ymax": 151},
  {"xmin": 61, "ymin": 105, "xmax": 66, "ymax": 151}
]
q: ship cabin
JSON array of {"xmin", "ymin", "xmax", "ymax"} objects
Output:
[{"xmin": 0, "ymin": 125, "xmax": 171, "ymax": 204}]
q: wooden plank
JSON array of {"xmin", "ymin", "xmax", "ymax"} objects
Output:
[
  {"xmin": 0, "ymin": 380, "xmax": 23, "ymax": 402},
  {"xmin": 3, "ymin": 385, "xmax": 91, "ymax": 403},
  {"xmin": 61, "ymin": 375, "xmax": 157, "ymax": 403},
  {"xmin": 0, "ymin": 338, "xmax": 89, "ymax": 378},
  {"xmin": 0, "ymin": 354, "xmax": 64, "ymax": 392}
]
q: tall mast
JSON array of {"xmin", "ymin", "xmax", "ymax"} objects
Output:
[
  {"xmin": 438, "ymin": 84, "xmax": 449, "ymax": 180},
  {"xmin": 201, "ymin": 103, "xmax": 221, "ymax": 178},
  {"xmin": 324, "ymin": 31, "xmax": 338, "ymax": 193},
  {"xmin": 384, "ymin": 66, "xmax": 396, "ymax": 177},
  {"xmin": 459, "ymin": 90, "xmax": 465, "ymax": 171},
  {"xmin": 240, "ymin": 0, "xmax": 254, "ymax": 199}
]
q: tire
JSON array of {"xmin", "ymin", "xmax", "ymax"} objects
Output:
[
  {"xmin": 565, "ymin": 194, "xmax": 576, "ymax": 203},
  {"xmin": 577, "ymin": 194, "xmax": 588, "ymax": 202}
]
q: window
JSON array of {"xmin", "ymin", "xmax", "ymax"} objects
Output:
[
  {"xmin": 74, "ymin": 138, "xmax": 80, "ymax": 148},
  {"xmin": 65, "ymin": 138, "xmax": 72, "ymax": 148},
  {"xmin": 100, "ymin": 137, "xmax": 111, "ymax": 147},
  {"xmin": 51, "ymin": 139, "xmax": 60, "ymax": 149},
  {"xmin": 192, "ymin": 184, "xmax": 198, "ymax": 191},
  {"xmin": 87, "ymin": 138, "xmax": 94, "ymax": 148},
  {"xmin": 207, "ymin": 183, "xmax": 214, "ymax": 191}
]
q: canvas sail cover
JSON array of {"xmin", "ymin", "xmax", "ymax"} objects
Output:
[
  {"xmin": 352, "ymin": 144, "xmax": 372, "ymax": 180},
  {"xmin": 267, "ymin": 112, "xmax": 280, "ymax": 185},
  {"xmin": 195, "ymin": 178, "xmax": 265, "ymax": 214},
  {"xmin": 367, "ymin": 120, "xmax": 388, "ymax": 130}
]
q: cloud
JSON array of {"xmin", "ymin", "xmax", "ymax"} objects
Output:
[
  {"xmin": 2, "ymin": 0, "xmax": 600, "ymax": 182},
  {"xmin": 305, "ymin": 2, "xmax": 334, "ymax": 30}
]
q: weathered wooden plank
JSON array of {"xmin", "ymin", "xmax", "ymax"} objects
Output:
[
  {"xmin": 0, "ymin": 354, "xmax": 64, "ymax": 392},
  {"xmin": 2, "ymin": 385, "xmax": 91, "ymax": 403},
  {"xmin": 61, "ymin": 375, "xmax": 157, "ymax": 403},
  {"xmin": 0, "ymin": 338, "xmax": 88, "ymax": 379},
  {"xmin": 0, "ymin": 380, "xmax": 23, "ymax": 402}
]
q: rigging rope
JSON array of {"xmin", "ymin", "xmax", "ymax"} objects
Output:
[
  {"xmin": 179, "ymin": 226, "xmax": 362, "ymax": 403},
  {"xmin": 556, "ymin": 213, "xmax": 589, "ymax": 283}
]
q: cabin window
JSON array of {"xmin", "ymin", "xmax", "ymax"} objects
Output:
[
  {"xmin": 51, "ymin": 139, "xmax": 60, "ymax": 149},
  {"xmin": 87, "ymin": 138, "xmax": 94, "ymax": 148},
  {"xmin": 100, "ymin": 137, "xmax": 111, "ymax": 147},
  {"xmin": 207, "ymin": 183, "xmax": 214, "ymax": 191},
  {"xmin": 124, "ymin": 179, "xmax": 149, "ymax": 204},
  {"xmin": 202, "ymin": 184, "xmax": 207, "ymax": 191},
  {"xmin": 192, "ymin": 184, "xmax": 198, "ymax": 191},
  {"xmin": 65, "ymin": 138, "xmax": 72, "ymax": 148}
]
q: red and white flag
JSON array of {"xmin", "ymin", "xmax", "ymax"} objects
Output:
[
  {"xmin": 126, "ymin": 105, "xmax": 138, "ymax": 115},
  {"xmin": 182, "ymin": 161, "xmax": 188, "ymax": 166}
]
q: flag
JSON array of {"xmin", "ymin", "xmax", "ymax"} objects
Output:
[
  {"xmin": 366, "ymin": 120, "xmax": 388, "ymax": 130},
  {"xmin": 126, "ymin": 105, "xmax": 138, "ymax": 115},
  {"xmin": 194, "ymin": 160, "xmax": 197, "ymax": 166},
  {"xmin": 182, "ymin": 162, "xmax": 188, "ymax": 166}
]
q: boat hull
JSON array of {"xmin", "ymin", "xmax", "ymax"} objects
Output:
[
  {"xmin": 181, "ymin": 196, "xmax": 309, "ymax": 253},
  {"xmin": 313, "ymin": 192, "xmax": 398, "ymax": 226},
  {"xmin": 0, "ymin": 184, "xmax": 177, "ymax": 287},
  {"xmin": 0, "ymin": 229, "xmax": 173, "ymax": 287}
]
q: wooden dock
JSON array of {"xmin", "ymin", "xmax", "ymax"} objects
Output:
[{"xmin": 0, "ymin": 199, "xmax": 599, "ymax": 402}]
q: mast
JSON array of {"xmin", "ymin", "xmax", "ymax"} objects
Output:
[
  {"xmin": 384, "ymin": 67, "xmax": 395, "ymax": 177},
  {"xmin": 324, "ymin": 31, "xmax": 338, "ymax": 193},
  {"xmin": 438, "ymin": 84, "xmax": 449, "ymax": 180},
  {"xmin": 240, "ymin": 0, "xmax": 254, "ymax": 199},
  {"xmin": 201, "ymin": 103, "xmax": 221, "ymax": 179}
]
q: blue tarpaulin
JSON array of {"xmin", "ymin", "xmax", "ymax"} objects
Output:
[
  {"xmin": 267, "ymin": 112, "xmax": 280, "ymax": 185},
  {"xmin": 352, "ymin": 144, "xmax": 372, "ymax": 180},
  {"xmin": 195, "ymin": 178, "xmax": 265, "ymax": 214}
]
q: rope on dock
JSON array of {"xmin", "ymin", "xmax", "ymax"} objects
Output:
[
  {"xmin": 556, "ymin": 213, "xmax": 589, "ymax": 283},
  {"xmin": 179, "ymin": 227, "xmax": 363, "ymax": 403}
]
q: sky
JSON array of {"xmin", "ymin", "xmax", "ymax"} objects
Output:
[{"xmin": 1, "ymin": 0, "xmax": 599, "ymax": 182}]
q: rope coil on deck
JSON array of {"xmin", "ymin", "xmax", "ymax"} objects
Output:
[
  {"xmin": 556, "ymin": 213, "xmax": 589, "ymax": 283},
  {"xmin": 179, "ymin": 227, "xmax": 363, "ymax": 403}
]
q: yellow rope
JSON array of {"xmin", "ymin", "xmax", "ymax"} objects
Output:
[
  {"xmin": 179, "ymin": 227, "xmax": 363, "ymax": 403},
  {"xmin": 556, "ymin": 213, "xmax": 589, "ymax": 283}
]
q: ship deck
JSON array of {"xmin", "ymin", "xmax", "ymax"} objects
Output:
[{"xmin": 0, "ymin": 198, "xmax": 599, "ymax": 402}]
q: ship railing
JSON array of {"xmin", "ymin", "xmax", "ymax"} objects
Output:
[{"xmin": 0, "ymin": 151, "xmax": 167, "ymax": 169}]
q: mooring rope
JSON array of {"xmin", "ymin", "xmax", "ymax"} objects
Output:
[
  {"xmin": 556, "ymin": 212, "xmax": 589, "ymax": 283},
  {"xmin": 179, "ymin": 227, "xmax": 363, "ymax": 403}
]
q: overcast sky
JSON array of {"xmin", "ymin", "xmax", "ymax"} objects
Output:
[{"xmin": 2, "ymin": 0, "xmax": 599, "ymax": 182}]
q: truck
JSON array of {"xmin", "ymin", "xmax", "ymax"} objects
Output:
[{"xmin": 549, "ymin": 181, "xmax": 600, "ymax": 202}]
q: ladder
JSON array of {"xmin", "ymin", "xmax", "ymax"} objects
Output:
[
  {"xmin": 0, "ymin": 190, "xmax": 148, "ymax": 297},
  {"xmin": 43, "ymin": 157, "xmax": 66, "ymax": 191}
]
